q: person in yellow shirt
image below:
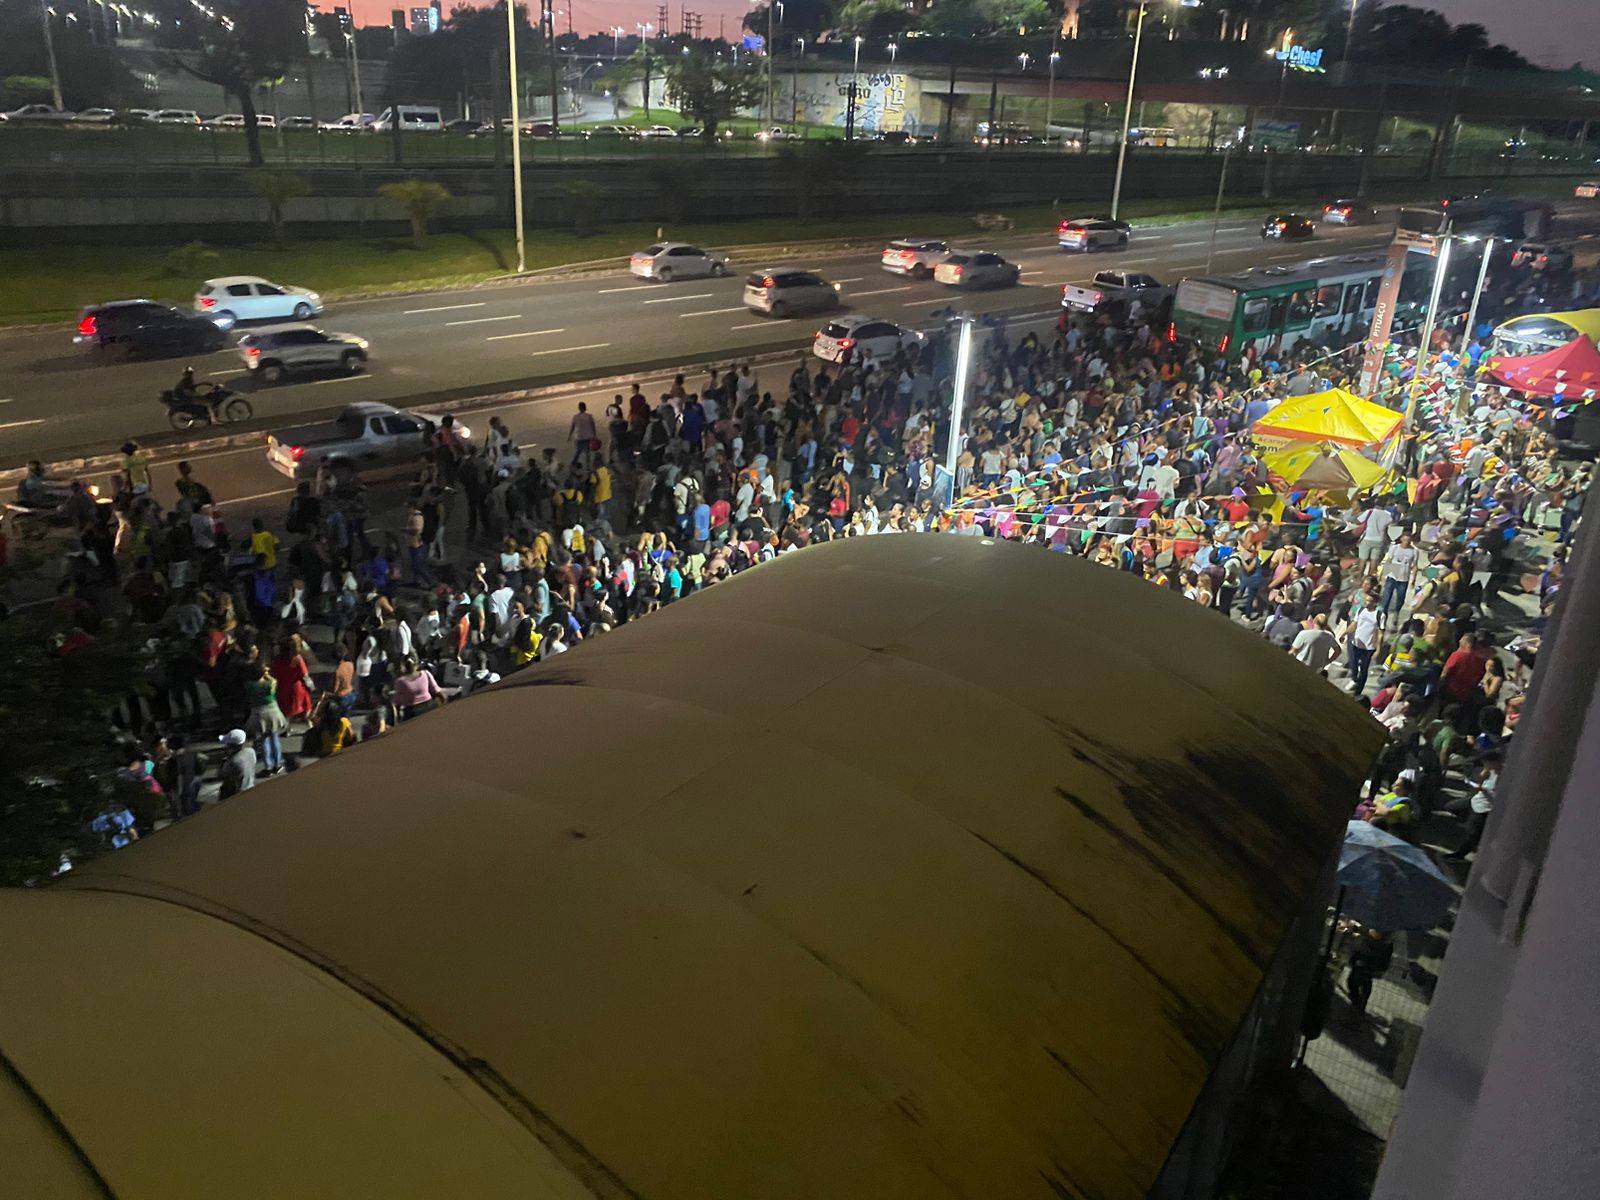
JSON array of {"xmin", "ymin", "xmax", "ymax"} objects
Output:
[
  {"xmin": 589, "ymin": 463, "xmax": 614, "ymax": 528},
  {"xmin": 120, "ymin": 441, "xmax": 152, "ymax": 497},
  {"xmin": 249, "ymin": 517, "xmax": 281, "ymax": 570}
]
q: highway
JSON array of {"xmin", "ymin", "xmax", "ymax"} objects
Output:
[{"xmin": 0, "ymin": 211, "xmax": 1400, "ymax": 466}]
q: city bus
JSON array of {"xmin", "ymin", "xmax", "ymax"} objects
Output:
[
  {"xmin": 1398, "ymin": 196, "xmax": 1555, "ymax": 240},
  {"xmin": 1171, "ymin": 252, "xmax": 1424, "ymax": 360}
]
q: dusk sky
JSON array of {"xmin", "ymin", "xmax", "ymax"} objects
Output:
[{"xmin": 348, "ymin": 0, "xmax": 1599, "ymax": 68}]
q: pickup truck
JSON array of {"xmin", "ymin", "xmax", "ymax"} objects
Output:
[
  {"xmin": 266, "ymin": 402, "xmax": 467, "ymax": 483},
  {"xmin": 1061, "ymin": 270, "xmax": 1173, "ymax": 313}
]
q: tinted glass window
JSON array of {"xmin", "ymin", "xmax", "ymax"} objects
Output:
[
  {"xmin": 1269, "ymin": 296, "xmax": 1290, "ymax": 328},
  {"xmin": 822, "ymin": 323, "xmax": 850, "ymax": 338},
  {"xmin": 944, "ymin": 255, "xmax": 971, "ymax": 266},
  {"xmin": 645, "ymin": 244, "xmax": 665, "ymax": 255},
  {"xmin": 857, "ymin": 323, "xmax": 894, "ymax": 337},
  {"xmin": 225, "ymin": 284, "xmax": 253, "ymax": 297},
  {"xmin": 974, "ymin": 254, "xmax": 999, "ymax": 265},
  {"xmin": 1287, "ymin": 289, "xmax": 1314, "ymax": 323},
  {"xmin": 745, "ymin": 273, "xmax": 767, "ymax": 287},
  {"xmin": 1343, "ymin": 283, "xmax": 1365, "ymax": 314},
  {"xmin": 669, "ymin": 246, "xmax": 701, "ymax": 257},
  {"xmin": 255, "ymin": 283, "xmax": 284, "ymax": 296},
  {"xmin": 1314, "ymin": 284, "xmax": 1342, "ymax": 316},
  {"xmin": 1363, "ymin": 278, "xmax": 1381, "ymax": 308},
  {"xmin": 1242, "ymin": 297, "xmax": 1271, "ymax": 332}
]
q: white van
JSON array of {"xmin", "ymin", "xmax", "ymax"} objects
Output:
[{"xmin": 370, "ymin": 105, "xmax": 444, "ymax": 132}]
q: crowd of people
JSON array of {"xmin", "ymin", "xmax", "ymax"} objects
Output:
[{"xmin": 4, "ymin": 270, "xmax": 1586, "ymax": 890}]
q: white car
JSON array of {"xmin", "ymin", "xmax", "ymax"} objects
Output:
[
  {"xmin": 880, "ymin": 238, "xmax": 950, "ymax": 279},
  {"xmin": 636, "ymin": 124, "xmax": 678, "ymax": 138},
  {"xmin": 753, "ymin": 126, "xmax": 791, "ymax": 142},
  {"xmin": 206, "ymin": 114, "xmax": 276, "ymax": 128},
  {"xmin": 1576, "ymin": 181, "xmax": 1600, "ymax": 199},
  {"xmin": 280, "ymin": 116, "xmax": 320, "ymax": 131},
  {"xmin": 812, "ymin": 315, "xmax": 923, "ymax": 364},
  {"xmin": 933, "ymin": 250, "xmax": 1021, "ymax": 290},
  {"xmin": 628, "ymin": 242, "xmax": 730, "ymax": 282},
  {"xmin": 195, "ymin": 276, "xmax": 323, "ymax": 326},
  {"xmin": 150, "ymin": 110, "xmax": 202, "ymax": 125},
  {"xmin": 72, "ymin": 108, "xmax": 117, "ymax": 124},
  {"xmin": 325, "ymin": 113, "xmax": 374, "ymax": 132},
  {"xmin": 2, "ymin": 104, "xmax": 76, "ymax": 123}
]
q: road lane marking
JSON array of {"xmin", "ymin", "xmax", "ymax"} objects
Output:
[
  {"xmin": 729, "ymin": 321, "xmax": 785, "ymax": 330},
  {"xmin": 1020, "ymin": 270, "xmax": 1045, "ymax": 276},
  {"xmin": 0, "ymin": 418, "xmax": 47, "ymax": 431},
  {"xmin": 446, "ymin": 314, "xmax": 522, "ymax": 326},
  {"xmin": 901, "ymin": 297, "xmax": 961, "ymax": 307},
  {"xmin": 0, "ymin": 397, "xmax": 12, "ymax": 403},
  {"xmin": 1170, "ymin": 240, "xmax": 1208, "ymax": 248},
  {"xmin": 209, "ymin": 369, "xmax": 249, "ymax": 377},
  {"xmin": 404, "ymin": 302, "xmax": 487, "ymax": 315},
  {"xmin": 527, "ymin": 342, "xmax": 611, "ymax": 356},
  {"xmin": 850, "ymin": 286, "xmax": 913, "ymax": 297},
  {"xmin": 597, "ymin": 284, "xmax": 656, "ymax": 294},
  {"xmin": 486, "ymin": 327, "xmax": 567, "ymax": 341},
  {"xmin": 305, "ymin": 375, "xmax": 371, "ymax": 385},
  {"xmin": 229, "ymin": 487, "xmax": 297, "ymax": 505},
  {"xmin": 832, "ymin": 277, "xmax": 864, "ymax": 283},
  {"xmin": 642, "ymin": 292, "xmax": 715, "ymax": 304},
  {"xmin": 679, "ymin": 306, "xmax": 747, "ymax": 318}
]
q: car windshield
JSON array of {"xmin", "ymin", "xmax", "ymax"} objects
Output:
[
  {"xmin": 644, "ymin": 244, "xmax": 665, "ymax": 255},
  {"xmin": 943, "ymin": 255, "xmax": 971, "ymax": 265},
  {"xmin": 821, "ymin": 323, "xmax": 852, "ymax": 338}
]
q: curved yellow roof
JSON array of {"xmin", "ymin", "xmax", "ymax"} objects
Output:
[
  {"xmin": 1497, "ymin": 308, "xmax": 1600, "ymax": 343},
  {"xmin": 4, "ymin": 537, "xmax": 1382, "ymax": 1200},
  {"xmin": 1252, "ymin": 387, "xmax": 1403, "ymax": 447}
]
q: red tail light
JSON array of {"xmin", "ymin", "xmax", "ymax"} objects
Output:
[
  {"xmin": 290, "ymin": 445, "xmax": 304, "ymax": 461},
  {"xmin": 247, "ymin": 346, "xmax": 260, "ymax": 357},
  {"xmin": 1165, "ymin": 322, "xmax": 1177, "ymax": 342},
  {"xmin": 839, "ymin": 338, "xmax": 855, "ymax": 350},
  {"xmin": 952, "ymin": 266, "xmax": 964, "ymax": 277},
  {"xmin": 77, "ymin": 314, "xmax": 97, "ymax": 337},
  {"xmin": 762, "ymin": 275, "xmax": 776, "ymax": 288},
  {"xmin": 199, "ymin": 296, "xmax": 216, "ymax": 309},
  {"xmin": 1057, "ymin": 220, "xmax": 1070, "ymax": 233},
  {"xmin": 1323, "ymin": 204, "xmax": 1332, "ymax": 212},
  {"xmin": 1219, "ymin": 334, "xmax": 1231, "ymax": 354}
]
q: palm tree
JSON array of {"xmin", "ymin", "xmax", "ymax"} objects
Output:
[
  {"xmin": 248, "ymin": 169, "xmax": 311, "ymax": 244},
  {"xmin": 378, "ymin": 180, "xmax": 453, "ymax": 248}
]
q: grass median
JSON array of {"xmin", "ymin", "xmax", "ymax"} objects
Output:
[{"xmin": 0, "ymin": 174, "xmax": 1583, "ymax": 328}]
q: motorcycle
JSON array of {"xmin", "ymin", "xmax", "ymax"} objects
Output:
[
  {"xmin": 7, "ymin": 477, "xmax": 105, "ymax": 540},
  {"xmin": 161, "ymin": 382, "xmax": 253, "ymax": 431}
]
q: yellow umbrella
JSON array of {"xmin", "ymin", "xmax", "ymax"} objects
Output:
[
  {"xmin": 1252, "ymin": 388, "xmax": 1404, "ymax": 447},
  {"xmin": 1263, "ymin": 443, "xmax": 1387, "ymax": 493}
]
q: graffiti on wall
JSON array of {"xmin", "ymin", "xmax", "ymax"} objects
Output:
[{"xmin": 786, "ymin": 71, "xmax": 924, "ymax": 134}]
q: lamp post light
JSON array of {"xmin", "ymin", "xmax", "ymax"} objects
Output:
[
  {"xmin": 888, "ymin": 41, "xmax": 898, "ymax": 64},
  {"xmin": 1018, "ymin": 52, "xmax": 1030, "ymax": 71},
  {"xmin": 1046, "ymin": 48, "xmax": 1059, "ymax": 144},
  {"xmin": 610, "ymin": 24, "xmax": 624, "ymax": 58},
  {"xmin": 847, "ymin": 34, "xmax": 863, "ymax": 142},
  {"xmin": 505, "ymin": 0, "xmax": 526, "ymax": 274},
  {"xmin": 1110, "ymin": 0, "xmax": 1153, "ymax": 221},
  {"xmin": 945, "ymin": 315, "xmax": 975, "ymax": 503},
  {"xmin": 1405, "ymin": 234, "xmax": 1454, "ymax": 432}
]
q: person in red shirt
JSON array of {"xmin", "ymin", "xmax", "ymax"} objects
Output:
[{"xmin": 1440, "ymin": 633, "xmax": 1491, "ymax": 704}]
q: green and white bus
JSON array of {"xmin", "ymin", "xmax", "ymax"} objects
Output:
[{"xmin": 1170, "ymin": 252, "xmax": 1426, "ymax": 361}]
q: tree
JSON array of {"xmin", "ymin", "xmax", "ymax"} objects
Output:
[
  {"xmin": 385, "ymin": 2, "xmax": 544, "ymax": 112},
  {"xmin": 743, "ymin": 0, "xmax": 834, "ymax": 41},
  {"xmin": 379, "ymin": 179, "xmax": 452, "ymax": 247},
  {"xmin": 980, "ymin": 0, "xmax": 1053, "ymax": 35},
  {"xmin": 0, "ymin": 2, "xmax": 138, "ymax": 108},
  {"xmin": 665, "ymin": 53, "xmax": 764, "ymax": 143},
  {"xmin": 834, "ymin": 0, "xmax": 913, "ymax": 39},
  {"xmin": 920, "ymin": 0, "xmax": 1050, "ymax": 38},
  {"xmin": 614, "ymin": 43, "xmax": 668, "ymax": 119},
  {"xmin": 0, "ymin": 613, "xmax": 149, "ymax": 886},
  {"xmin": 248, "ymin": 170, "xmax": 311, "ymax": 244},
  {"xmin": 164, "ymin": 0, "xmax": 306, "ymax": 167}
]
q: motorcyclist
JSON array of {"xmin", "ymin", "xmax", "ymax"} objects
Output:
[
  {"xmin": 16, "ymin": 459, "xmax": 49, "ymax": 507},
  {"xmin": 173, "ymin": 366, "xmax": 199, "ymax": 402}
]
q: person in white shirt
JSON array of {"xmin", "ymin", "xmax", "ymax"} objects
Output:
[
  {"xmin": 1343, "ymin": 599, "xmax": 1384, "ymax": 693},
  {"xmin": 1378, "ymin": 531, "xmax": 1420, "ymax": 623},
  {"xmin": 1291, "ymin": 613, "xmax": 1339, "ymax": 674},
  {"xmin": 1355, "ymin": 501, "xmax": 1396, "ymax": 583}
]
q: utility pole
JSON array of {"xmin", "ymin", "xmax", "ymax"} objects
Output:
[
  {"xmin": 1110, "ymin": 0, "xmax": 1148, "ymax": 221},
  {"xmin": 793, "ymin": 38, "xmax": 803, "ymax": 126},
  {"xmin": 542, "ymin": 0, "xmax": 559, "ymax": 134},
  {"xmin": 1404, "ymin": 236, "xmax": 1454, "ymax": 431},
  {"xmin": 1205, "ymin": 142, "xmax": 1232, "ymax": 274},
  {"xmin": 765, "ymin": 1, "xmax": 775, "ymax": 125},
  {"xmin": 39, "ymin": 0, "xmax": 64, "ymax": 109},
  {"xmin": 347, "ymin": 30, "xmax": 365, "ymax": 117},
  {"xmin": 506, "ymin": 0, "xmax": 527, "ymax": 273}
]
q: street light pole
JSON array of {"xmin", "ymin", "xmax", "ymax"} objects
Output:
[
  {"xmin": 793, "ymin": 37, "xmax": 803, "ymax": 126},
  {"xmin": 1046, "ymin": 47, "xmax": 1059, "ymax": 144},
  {"xmin": 1405, "ymin": 235, "xmax": 1454, "ymax": 432},
  {"xmin": 347, "ymin": 30, "xmax": 365, "ymax": 117},
  {"xmin": 945, "ymin": 316, "xmax": 975, "ymax": 501},
  {"xmin": 1110, "ymin": 0, "xmax": 1149, "ymax": 221},
  {"xmin": 765, "ymin": 0, "xmax": 774, "ymax": 125},
  {"xmin": 1462, "ymin": 236, "xmax": 1496, "ymax": 356},
  {"xmin": 847, "ymin": 35, "xmax": 863, "ymax": 142},
  {"xmin": 39, "ymin": 0, "xmax": 64, "ymax": 110},
  {"xmin": 1205, "ymin": 140, "xmax": 1233, "ymax": 274},
  {"xmin": 505, "ymin": 0, "xmax": 527, "ymax": 274}
]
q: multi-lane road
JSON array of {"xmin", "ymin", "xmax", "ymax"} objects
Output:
[{"xmin": 0, "ymin": 212, "xmax": 1401, "ymax": 466}]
